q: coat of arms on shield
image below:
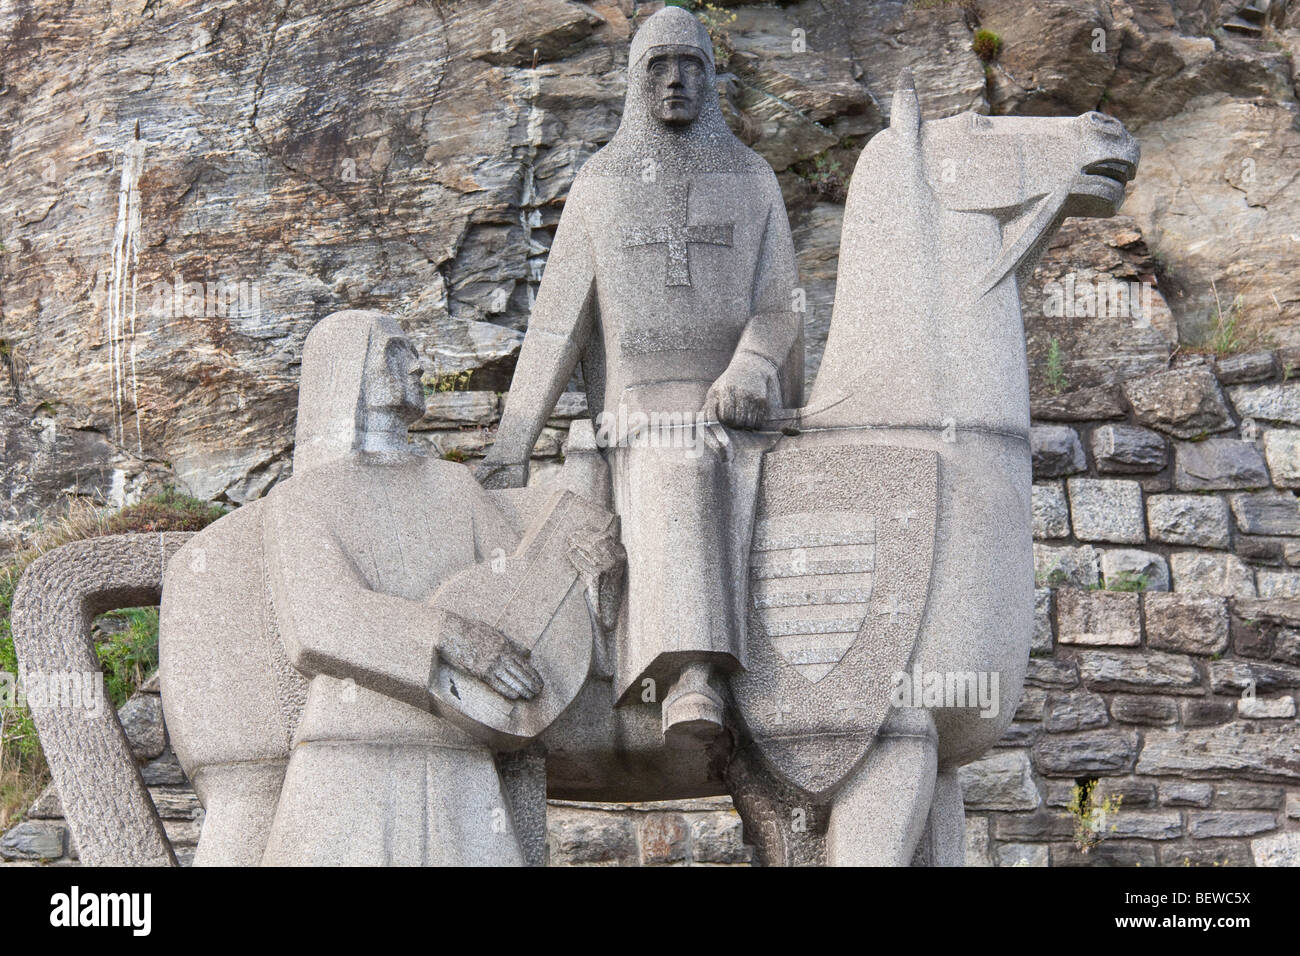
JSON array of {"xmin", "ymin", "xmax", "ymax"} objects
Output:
[{"xmin": 730, "ymin": 440, "xmax": 939, "ymax": 797}]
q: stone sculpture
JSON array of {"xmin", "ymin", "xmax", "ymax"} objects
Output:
[
  {"xmin": 494, "ymin": 6, "xmax": 1139, "ymax": 865},
  {"xmin": 11, "ymin": 5, "xmax": 1140, "ymax": 867},
  {"xmin": 725, "ymin": 81, "xmax": 1140, "ymax": 865},
  {"xmin": 253, "ymin": 311, "xmax": 616, "ymax": 865}
]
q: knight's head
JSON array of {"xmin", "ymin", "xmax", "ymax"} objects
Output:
[{"xmin": 629, "ymin": 6, "xmax": 716, "ymax": 130}]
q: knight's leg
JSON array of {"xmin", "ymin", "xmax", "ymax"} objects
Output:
[
  {"xmin": 909, "ymin": 769, "xmax": 966, "ymax": 867},
  {"xmin": 826, "ymin": 708, "xmax": 938, "ymax": 866},
  {"xmin": 662, "ymin": 661, "xmax": 725, "ymax": 742}
]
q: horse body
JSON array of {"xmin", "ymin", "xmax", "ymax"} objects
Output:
[
  {"xmin": 803, "ymin": 87, "xmax": 1138, "ymax": 775},
  {"xmin": 717, "ymin": 80, "xmax": 1138, "ymax": 864}
]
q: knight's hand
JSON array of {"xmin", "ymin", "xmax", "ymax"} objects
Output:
[
  {"xmin": 702, "ymin": 352, "xmax": 778, "ymax": 430},
  {"xmin": 436, "ymin": 609, "xmax": 543, "ymax": 700},
  {"xmin": 475, "ymin": 458, "xmax": 529, "ymax": 490},
  {"xmin": 567, "ymin": 522, "xmax": 626, "ymax": 580}
]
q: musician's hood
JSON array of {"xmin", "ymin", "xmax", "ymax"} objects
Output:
[{"xmin": 293, "ymin": 310, "xmax": 405, "ymax": 473}]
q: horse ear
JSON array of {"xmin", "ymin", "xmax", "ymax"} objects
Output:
[{"xmin": 891, "ymin": 69, "xmax": 921, "ymax": 139}]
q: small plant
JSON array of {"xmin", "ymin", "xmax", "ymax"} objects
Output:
[
  {"xmin": 0, "ymin": 337, "xmax": 25, "ymax": 398},
  {"xmin": 1105, "ymin": 571, "xmax": 1149, "ymax": 593},
  {"xmin": 1045, "ymin": 337, "xmax": 1068, "ymax": 394},
  {"xmin": 1206, "ymin": 283, "xmax": 1245, "ymax": 355},
  {"xmin": 661, "ymin": 2, "xmax": 737, "ymax": 67},
  {"xmin": 1067, "ymin": 778, "xmax": 1123, "ymax": 854},
  {"xmin": 695, "ymin": 2, "xmax": 738, "ymax": 68},
  {"xmin": 95, "ymin": 608, "xmax": 160, "ymax": 709},
  {"xmin": 1036, "ymin": 565, "xmax": 1071, "ymax": 588},
  {"xmin": 1193, "ymin": 279, "xmax": 1275, "ymax": 356},
  {"xmin": 972, "ymin": 28, "xmax": 1002, "ymax": 62},
  {"xmin": 426, "ymin": 369, "xmax": 473, "ymax": 395},
  {"xmin": 103, "ymin": 486, "xmax": 226, "ymax": 534},
  {"xmin": 799, "ymin": 152, "xmax": 848, "ymax": 203},
  {"xmin": 442, "ymin": 448, "xmax": 467, "ymax": 463}
]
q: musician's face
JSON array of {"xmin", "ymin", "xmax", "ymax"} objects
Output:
[
  {"xmin": 364, "ymin": 333, "xmax": 426, "ymax": 424},
  {"xmin": 647, "ymin": 52, "xmax": 707, "ymax": 127}
]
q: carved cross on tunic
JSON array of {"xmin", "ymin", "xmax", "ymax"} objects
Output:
[{"xmin": 622, "ymin": 182, "xmax": 733, "ymax": 287}]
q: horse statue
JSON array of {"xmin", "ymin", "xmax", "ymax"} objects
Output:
[
  {"xmin": 722, "ymin": 74, "xmax": 1139, "ymax": 865},
  {"xmin": 9, "ymin": 73, "xmax": 1138, "ymax": 866}
]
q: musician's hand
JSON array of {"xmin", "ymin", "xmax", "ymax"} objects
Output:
[
  {"xmin": 437, "ymin": 609, "xmax": 542, "ymax": 700},
  {"xmin": 484, "ymin": 644, "xmax": 543, "ymax": 701},
  {"xmin": 702, "ymin": 352, "xmax": 778, "ymax": 430}
]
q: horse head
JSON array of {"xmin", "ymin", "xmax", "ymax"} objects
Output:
[
  {"xmin": 920, "ymin": 104, "xmax": 1138, "ymax": 298},
  {"xmin": 805, "ymin": 72, "xmax": 1139, "ymax": 432}
]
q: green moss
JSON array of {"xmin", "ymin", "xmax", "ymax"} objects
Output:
[
  {"xmin": 1046, "ymin": 337, "xmax": 1069, "ymax": 395},
  {"xmin": 1105, "ymin": 571, "xmax": 1149, "ymax": 593}
]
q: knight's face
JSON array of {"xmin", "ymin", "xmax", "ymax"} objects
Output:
[
  {"xmin": 646, "ymin": 51, "xmax": 707, "ymax": 127},
  {"xmin": 363, "ymin": 333, "xmax": 426, "ymax": 424}
]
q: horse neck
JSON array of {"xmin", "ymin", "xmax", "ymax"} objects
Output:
[{"xmin": 807, "ymin": 172, "xmax": 1031, "ymax": 437}]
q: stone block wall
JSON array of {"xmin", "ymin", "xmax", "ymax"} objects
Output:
[{"xmin": 978, "ymin": 350, "xmax": 1300, "ymax": 867}]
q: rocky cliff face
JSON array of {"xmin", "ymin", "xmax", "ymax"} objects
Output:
[{"xmin": 2, "ymin": 0, "xmax": 1298, "ymax": 543}]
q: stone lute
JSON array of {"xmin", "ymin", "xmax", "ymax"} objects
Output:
[{"xmin": 428, "ymin": 489, "xmax": 612, "ymax": 749}]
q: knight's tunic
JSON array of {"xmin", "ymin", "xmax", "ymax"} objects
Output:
[{"xmin": 565, "ymin": 170, "xmax": 799, "ymax": 699}]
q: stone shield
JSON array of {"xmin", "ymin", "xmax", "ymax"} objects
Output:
[{"xmin": 730, "ymin": 440, "xmax": 939, "ymax": 796}]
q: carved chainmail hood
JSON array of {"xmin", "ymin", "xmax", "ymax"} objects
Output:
[{"xmin": 581, "ymin": 6, "xmax": 764, "ymax": 178}]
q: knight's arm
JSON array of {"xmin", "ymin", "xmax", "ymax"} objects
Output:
[
  {"xmin": 736, "ymin": 182, "xmax": 802, "ymax": 374},
  {"xmin": 481, "ymin": 202, "xmax": 598, "ymax": 480},
  {"xmin": 703, "ymin": 181, "xmax": 803, "ymax": 427}
]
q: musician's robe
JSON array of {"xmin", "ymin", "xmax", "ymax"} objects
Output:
[{"xmin": 260, "ymin": 448, "xmax": 526, "ymax": 865}]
